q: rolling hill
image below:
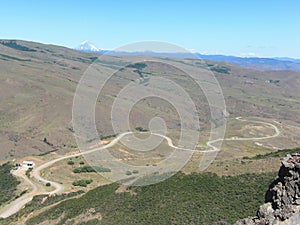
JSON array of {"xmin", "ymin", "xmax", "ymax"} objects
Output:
[{"xmin": 0, "ymin": 39, "xmax": 300, "ymax": 162}]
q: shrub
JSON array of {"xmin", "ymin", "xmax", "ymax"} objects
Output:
[
  {"xmin": 126, "ymin": 171, "xmax": 132, "ymax": 176},
  {"xmin": 127, "ymin": 62, "xmax": 147, "ymax": 70},
  {"xmin": 72, "ymin": 180, "xmax": 93, "ymax": 187},
  {"xmin": 251, "ymin": 147, "xmax": 300, "ymax": 160},
  {"xmin": 94, "ymin": 166, "xmax": 111, "ymax": 173},
  {"xmin": 26, "ymin": 167, "xmax": 33, "ymax": 177},
  {"xmin": 73, "ymin": 166, "xmax": 95, "ymax": 173},
  {"xmin": 100, "ymin": 134, "xmax": 117, "ymax": 140},
  {"xmin": 135, "ymin": 127, "xmax": 148, "ymax": 132},
  {"xmin": 73, "ymin": 166, "xmax": 111, "ymax": 173},
  {"xmin": 211, "ymin": 66, "xmax": 230, "ymax": 74},
  {"xmin": 67, "ymin": 160, "xmax": 75, "ymax": 165}
]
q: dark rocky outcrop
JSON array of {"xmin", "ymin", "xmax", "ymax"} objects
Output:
[{"xmin": 235, "ymin": 154, "xmax": 300, "ymax": 225}]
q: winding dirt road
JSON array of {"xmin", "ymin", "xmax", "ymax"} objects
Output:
[
  {"xmin": 206, "ymin": 117, "xmax": 281, "ymax": 151},
  {"xmin": 0, "ymin": 167, "xmax": 37, "ymax": 218},
  {"xmin": 0, "ymin": 117, "xmax": 281, "ymax": 218}
]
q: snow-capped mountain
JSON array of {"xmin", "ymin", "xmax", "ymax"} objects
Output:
[{"xmin": 75, "ymin": 40, "xmax": 100, "ymax": 52}]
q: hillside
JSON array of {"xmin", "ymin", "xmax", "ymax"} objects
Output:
[
  {"xmin": 1, "ymin": 171, "xmax": 275, "ymax": 225},
  {"xmin": 1, "ymin": 39, "xmax": 300, "ymax": 162},
  {"xmin": 0, "ymin": 40, "xmax": 95, "ymax": 159},
  {"xmin": 0, "ymin": 163, "xmax": 20, "ymax": 207},
  {"xmin": 86, "ymin": 50, "xmax": 300, "ymax": 72},
  {"xmin": 1, "ymin": 39, "xmax": 300, "ymax": 224}
]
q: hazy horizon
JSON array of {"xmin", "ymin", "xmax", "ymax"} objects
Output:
[{"xmin": 0, "ymin": 0, "xmax": 299, "ymax": 58}]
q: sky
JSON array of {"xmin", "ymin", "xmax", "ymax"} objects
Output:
[{"xmin": 0, "ymin": 0, "xmax": 299, "ymax": 58}]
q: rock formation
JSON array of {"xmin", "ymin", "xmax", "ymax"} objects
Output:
[{"xmin": 235, "ymin": 154, "xmax": 300, "ymax": 225}]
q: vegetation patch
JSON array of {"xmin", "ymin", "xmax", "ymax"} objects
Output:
[
  {"xmin": 0, "ymin": 163, "xmax": 20, "ymax": 206},
  {"xmin": 0, "ymin": 53, "xmax": 31, "ymax": 62},
  {"xmin": 268, "ymin": 79, "xmax": 280, "ymax": 84},
  {"xmin": 67, "ymin": 160, "xmax": 75, "ymax": 165},
  {"xmin": 0, "ymin": 40, "xmax": 36, "ymax": 52},
  {"xmin": 125, "ymin": 171, "xmax": 132, "ymax": 176},
  {"xmin": 135, "ymin": 127, "xmax": 148, "ymax": 132},
  {"xmin": 72, "ymin": 179, "xmax": 93, "ymax": 187},
  {"xmin": 126, "ymin": 62, "xmax": 147, "ymax": 70},
  {"xmin": 0, "ymin": 191, "xmax": 84, "ymax": 225},
  {"xmin": 247, "ymin": 147, "xmax": 300, "ymax": 160},
  {"xmin": 25, "ymin": 167, "xmax": 33, "ymax": 177},
  {"xmin": 73, "ymin": 166, "xmax": 111, "ymax": 173},
  {"xmin": 100, "ymin": 134, "xmax": 117, "ymax": 140},
  {"xmin": 210, "ymin": 66, "xmax": 230, "ymax": 74},
  {"xmin": 25, "ymin": 172, "xmax": 275, "ymax": 225}
]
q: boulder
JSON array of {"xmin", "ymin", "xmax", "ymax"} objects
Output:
[{"xmin": 235, "ymin": 153, "xmax": 300, "ymax": 225}]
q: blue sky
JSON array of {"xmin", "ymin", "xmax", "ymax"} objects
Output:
[{"xmin": 0, "ymin": 0, "xmax": 299, "ymax": 58}]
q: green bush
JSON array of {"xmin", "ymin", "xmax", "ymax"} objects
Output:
[
  {"xmin": 126, "ymin": 171, "xmax": 132, "ymax": 176},
  {"xmin": 73, "ymin": 166, "xmax": 111, "ymax": 173},
  {"xmin": 251, "ymin": 147, "xmax": 300, "ymax": 160},
  {"xmin": 67, "ymin": 160, "xmax": 74, "ymax": 165},
  {"xmin": 135, "ymin": 127, "xmax": 148, "ymax": 132},
  {"xmin": 45, "ymin": 183, "xmax": 51, "ymax": 187},
  {"xmin": 25, "ymin": 167, "xmax": 33, "ymax": 177},
  {"xmin": 73, "ymin": 166, "xmax": 95, "ymax": 173},
  {"xmin": 211, "ymin": 66, "xmax": 230, "ymax": 74},
  {"xmin": 127, "ymin": 62, "xmax": 147, "ymax": 70},
  {"xmin": 72, "ymin": 180, "xmax": 93, "ymax": 187}
]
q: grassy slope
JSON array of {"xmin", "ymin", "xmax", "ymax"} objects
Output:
[
  {"xmin": 0, "ymin": 40, "xmax": 92, "ymax": 159},
  {"xmin": 0, "ymin": 163, "xmax": 20, "ymax": 206},
  {"xmin": 23, "ymin": 172, "xmax": 275, "ymax": 225}
]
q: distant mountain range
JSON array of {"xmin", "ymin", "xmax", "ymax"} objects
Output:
[
  {"xmin": 274, "ymin": 57, "xmax": 300, "ymax": 63},
  {"xmin": 75, "ymin": 41, "xmax": 300, "ymax": 72}
]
